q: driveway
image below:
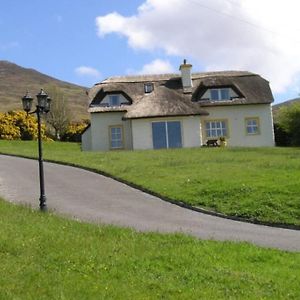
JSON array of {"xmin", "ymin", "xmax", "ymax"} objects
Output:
[{"xmin": 0, "ymin": 154, "xmax": 299, "ymax": 251}]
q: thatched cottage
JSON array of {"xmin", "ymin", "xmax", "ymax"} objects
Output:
[{"xmin": 82, "ymin": 61, "xmax": 274, "ymax": 151}]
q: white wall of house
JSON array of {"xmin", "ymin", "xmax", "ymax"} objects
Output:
[
  {"xmin": 81, "ymin": 126, "xmax": 92, "ymax": 151},
  {"xmin": 88, "ymin": 112, "xmax": 133, "ymax": 151},
  {"xmin": 201, "ymin": 104, "xmax": 274, "ymax": 147},
  {"xmin": 82, "ymin": 104, "xmax": 274, "ymax": 151},
  {"xmin": 131, "ymin": 116, "xmax": 202, "ymax": 150}
]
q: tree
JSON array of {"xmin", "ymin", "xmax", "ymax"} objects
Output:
[
  {"xmin": 45, "ymin": 85, "xmax": 71, "ymax": 140},
  {"xmin": 276, "ymin": 103, "xmax": 300, "ymax": 146}
]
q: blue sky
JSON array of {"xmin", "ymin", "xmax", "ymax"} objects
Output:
[{"xmin": 1, "ymin": 0, "xmax": 300, "ymax": 104}]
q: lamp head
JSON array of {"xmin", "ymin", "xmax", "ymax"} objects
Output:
[
  {"xmin": 36, "ymin": 89, "xmax": 49, "ymax": 109},
  {"xmin": 22, "ymin": 91, "xmax": 33, "ymax": 113}
]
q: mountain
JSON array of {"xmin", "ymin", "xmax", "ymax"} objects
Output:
[{"xmin": 0, "ymin": 61, "xmax": 89, "ymax": 120}]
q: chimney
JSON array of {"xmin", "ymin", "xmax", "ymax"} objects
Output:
[{"xmin": 179, "ymin": 59, "xmax": 193, "ymax": 93}]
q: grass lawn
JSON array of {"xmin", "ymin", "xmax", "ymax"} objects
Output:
[
  {"xmin": 0, "ymin": 199, "xmax": 300, "ymax": 299},
  {"xmin": 0, "ymin": 140, "xmax": 300, "ymax": 226}
]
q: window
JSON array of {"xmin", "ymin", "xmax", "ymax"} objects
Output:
[
  {"xmin": 152, "ymin": 121, "xmax": 182, "ymax": 149},
  {"xmin": 210, "ymin": 88, "xmax": 230, "ymax": 101},
  {"xmin": 144, "ymin": 83, "xmax": 154, "ymax": 93},
  {"xmin": 205, "ymin": 120, "xmax": 228, "ymax": 138},
  {"xmin": 109, "ymin": 126, "xmax": 123, "ymax": 149},
  {"xmin": 109, "ymin": 95, "xmax": 120, "ymax": 106},
  {"xmin": 245, "ymin": 118, "xmax": 260, "ymax": 135}
]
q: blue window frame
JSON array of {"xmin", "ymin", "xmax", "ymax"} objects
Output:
[{"xmin": 152, "ymin": 121, "xmax": 182, "ymax": 149}]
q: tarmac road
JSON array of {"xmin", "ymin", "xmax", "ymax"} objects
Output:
[{"xmin": 0, "ymin": 154, "xmax": 299, "ymax": 251}]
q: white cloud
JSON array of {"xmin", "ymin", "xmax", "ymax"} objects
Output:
[
  {"xmin": 96, "ymin": 0, "xmax": 300, "ymax": 94},
  {"xmin": 135, "ymin": 59, "xmax": 175, "ymax": 74},
  {"xmin": 75, "ymin": 66, "xmax": 101, "ymax": 78}
]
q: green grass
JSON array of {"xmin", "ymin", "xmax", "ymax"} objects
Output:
[
  {"xmin": 1, "ymin": 199, "xmax": 300, "ymax": 299},
  {"xmin": 0, "ymin": 140, "xmax": 300, "ymax": 226}
]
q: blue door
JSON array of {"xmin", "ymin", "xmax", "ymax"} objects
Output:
[
  {"xmin": 167, "ymin": 121, "xmax": 182, "ymax": 148},
  {"xmin": 152, "ymin": 121, "xmax": 182, "ymax": 149},
  {"xmin": 152, "ymin": 122, "xmax": 167, "ymax": 149}
]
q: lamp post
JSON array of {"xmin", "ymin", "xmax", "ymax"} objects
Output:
[{"xmin": 22, "ymin": 89, "xmax": 51, "ymax": 211}]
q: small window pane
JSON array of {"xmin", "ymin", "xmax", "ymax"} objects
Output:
[
  {"xmin": 210, "ymin": 89, "xmax": 219, "ymax": 100},
  {"xmin": 109, "ymin": 95, "xmax": 119, "ymax": 106},
  {"xmin": 144, "ymin": 83, "xmax": 153, "ymax": 93},
  {"xmin": 221, "ymin": 89, "xmax": 229, "ymax": 100}
]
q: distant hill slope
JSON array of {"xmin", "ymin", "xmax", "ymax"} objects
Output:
[{"xmin": 0, "ymin": 61, "xmax": 89, "ymax": 120}]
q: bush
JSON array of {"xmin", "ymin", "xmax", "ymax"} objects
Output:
[
  {"xmin": 273, "ymin": 123, "xmax": 291, "ymax": 146},
  {"xmin": 0, "ymin": 111, "xmax": 49, "ymax": 141},
  {"xmin": 61, "ymin": 121, "xmax": 89, "ymax": 142},
  {"xmin": 276, "ymin": 103, "xmax": 300, "ymax": 146}
]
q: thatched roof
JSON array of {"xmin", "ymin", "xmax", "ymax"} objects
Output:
[{"xmin": 88, "ymin": 71, "xmax": 273, "ymax": 119}]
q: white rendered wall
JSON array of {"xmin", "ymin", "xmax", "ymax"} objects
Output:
[
  {"xmin": 131, "ymin": 116, "xmax": 202, "ymax": 150},
  {"xmin": 90, "ymin": 112, "xmax": 133, "ymax": 151},
  {"xmin": 81, "ymin": 126, "xmax": 92, "ymax": 151},
  {"xmin": 201, "ymin": 104, "xmax": 274, "ymax": 147}
]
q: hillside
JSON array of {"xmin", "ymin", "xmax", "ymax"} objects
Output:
[{"xmin": 0, "ymin": 61, "xmax": 89, "ymax": 120}]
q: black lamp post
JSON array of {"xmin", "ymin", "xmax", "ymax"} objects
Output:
[{"xmin": 22, "ymin": 89, "xmax": 51, "ymax": 211}]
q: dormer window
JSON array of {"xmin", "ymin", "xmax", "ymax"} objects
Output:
[
  {"xmin": 144, "ymin": 83, "xmax": 154, "ymax": 93},
  {"xmin": 210, "ymin": 88, "xmax": 230, "ymax": 101},
  {"xmin": 98, "ymin": 93, "xmax": 132, "ymax": 107},
  {"xmin": 198, "ymin": 87, "xmax": 240, "ymax": 102}
]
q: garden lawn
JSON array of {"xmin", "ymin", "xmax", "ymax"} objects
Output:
[
  {"xmin": 0, "ymin": 140, "xmax": 300, "ymax": 226},
  {"xmin": 0, "ymin": 199, "xmax": 300, "ymax": 299}
]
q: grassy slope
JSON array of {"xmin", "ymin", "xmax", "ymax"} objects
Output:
[
  {"xmin": 0, "ymin": 199, "xmax": 300, "ymax": 299},
  {"xmin": 0, "ymin": 140, "xmax": 300, "ymax": 226}
]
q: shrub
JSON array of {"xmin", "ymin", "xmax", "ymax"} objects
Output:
[
  {"xmin": 0, "ymin": 111, "xmax": 50, "ymax": 141},
  {"xmin": 273, "ymin": 123, "xmax": 292, "ymax": 146},
  {"xmin": 61, "ymin": 121, "xmax": 89, "ymax": 142},
  {"xmin": 276, "ymin": 103, "xmax": 300, "ymax": 146}
]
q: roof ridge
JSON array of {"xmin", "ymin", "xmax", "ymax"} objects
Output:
[{"xmin": 100, "ymin": 70, "xmax": 256, "ymax": 84}]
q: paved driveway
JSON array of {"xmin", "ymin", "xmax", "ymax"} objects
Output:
[{"xmin": 0, "ymin": 154, "xmax": 299, "ymax": 251}]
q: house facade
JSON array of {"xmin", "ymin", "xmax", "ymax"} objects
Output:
[{"xmin": 82, "ymin": 61, "xmax": 274, "ymax": 151}]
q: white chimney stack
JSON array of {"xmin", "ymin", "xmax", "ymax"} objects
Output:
[{"xmin": 179, "ymin": 59, "xmax": 193, "ymax": 93}]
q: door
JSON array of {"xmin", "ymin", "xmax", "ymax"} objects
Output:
[{"xmin": 152, "ymin": 121, "xmax": 182, "ymax": 149}]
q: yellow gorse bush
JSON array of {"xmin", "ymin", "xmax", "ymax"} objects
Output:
[
  {"xmin": 0, "ymin": 111, "xmax": 50, "ymax": 141},
  {"xmin": 61, "ymin": 121, "xmax": 89, "ymax": 142}
]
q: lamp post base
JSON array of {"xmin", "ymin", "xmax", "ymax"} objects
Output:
[{"xmin": 39, "ymin": 195, "xmax": 47, "ymax": 212}]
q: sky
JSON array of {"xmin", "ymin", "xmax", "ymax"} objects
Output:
[{"xmin": 1, "ymin": 0, "xmax": 300, "ymax": 104}]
